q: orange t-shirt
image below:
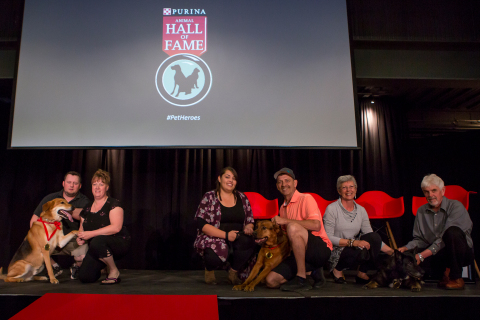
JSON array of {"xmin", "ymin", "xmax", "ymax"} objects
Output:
[{"xmin": 279, "ymin": 190, "xmax": 332, "ymax": 250}]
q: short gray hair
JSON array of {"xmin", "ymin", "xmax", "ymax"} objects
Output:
[
  {"xmin": 337, "ymin": 175, "xmax": 357, "ymax": 190},
  {"xmin": 421, "ymin": 174, "xmax": 444, "ymax": 190}
]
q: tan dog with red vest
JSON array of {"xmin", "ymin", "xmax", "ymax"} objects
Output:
[{"xmin": 0, "ymin": 198, "xmax": 78, "ymax": 284}]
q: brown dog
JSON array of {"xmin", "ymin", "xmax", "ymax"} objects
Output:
[
  {"xmin": 233, "ymin": 220, "xmax": 290, "ymax": 292},
  {"xmin": 0, "ymin": 198, "xmax": 78, "ymax": 284}
]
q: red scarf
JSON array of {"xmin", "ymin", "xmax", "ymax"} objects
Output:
[{"xmin": 38, "ymin": 217, "xmax": 62, "ymax": 241}]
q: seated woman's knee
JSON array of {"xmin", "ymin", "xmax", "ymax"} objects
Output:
[{"xmin": 361, "ymin": 232, "xmax": 381, "ymax": 245}]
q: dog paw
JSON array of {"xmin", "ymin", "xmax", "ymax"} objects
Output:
[
  {"xmin": 244, "ymin": 285, "xmax": 255, "ymax": 292},
  {"xmin": 50, "ymin": 278, "xmax": 59, "ymax": 284},
  {"xmin": 392, "ymin": 280, "xmax": 402, "ymax": 289},
  {"xmin": 410, "ymin": 285, "xmax": 422, "ymax": 292},
  {"xmin": 363, "ymin": 281, "xmax": 377, "ymax": 289},
  {"xmin": 232, "ymin": 285, "xmax": 245, "ymax": 291}
]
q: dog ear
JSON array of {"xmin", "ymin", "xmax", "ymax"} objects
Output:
[
  {"xmin": 42, "ymin": 200, "xmax": 54, "ymax": 213},
  {"xmin": 393, "ymin": 249, "xmax": 403, "ymax": 261},
  {"xmin": 274, "ymin": 223, "xmax": 284, "ymax": 237}
]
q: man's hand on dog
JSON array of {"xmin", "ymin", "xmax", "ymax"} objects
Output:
[
  {"xmin": 76, "ymin": 237, "xmax": 86, "ymax": 245},
  {"xmin": 271, "ymin": 215, "xmax": 288, "ymax": 225},
  {"xmin": 397, "ymin": 247, "xmax": 421, "ymax": 265}
]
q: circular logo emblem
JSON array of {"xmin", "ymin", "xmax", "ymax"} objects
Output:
[{"xmin": 155, "ymin": 54, "xmax": 212, "ymax": 107}]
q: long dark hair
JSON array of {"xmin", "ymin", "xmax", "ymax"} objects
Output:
[{"xmin": 215, "ymin": 166, "xmax": 238, "ymax": 201}]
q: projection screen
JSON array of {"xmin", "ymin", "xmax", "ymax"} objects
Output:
[{"xmin": 10, "ymin": 0, "xmax": 359, "ymax": 148}]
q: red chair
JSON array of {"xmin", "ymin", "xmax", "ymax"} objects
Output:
[
  {"xmin": 411, "ymin": 185, "xmax": 477, "ymax": 215},
  {"xmin": 244, "ymin": 192, "xmax": 278, "ymax": 220},
  {"xmin": 305, "ymin": 192, "xmax": 336, "ymax": 217},
  {"xmin": 355, "ymin": 191, "xmax": 404, "ymax": 249}
]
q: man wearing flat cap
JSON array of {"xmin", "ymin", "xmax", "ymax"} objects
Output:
[{"xmin": 266, "ymin": 168, "xmax": 332, "ymax": 291}]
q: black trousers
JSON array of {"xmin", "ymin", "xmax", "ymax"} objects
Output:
[
  {"xmin": 272, "ymin": 232, "xmax": 331, "ymax": 280},
  {"xmin": 336, "ymin": 232, "xmax": 382, "ymax": 273},
  {"xmin": 422, "ymin": 226, "xmax": 474, "ymax": 280},
  {"xmin": 203, "ymin": 234, "xmax": 256, "ymax": 271},
  {"xmin": 79, "ymin": 235, "xmax": 131, "ymax": 283}
]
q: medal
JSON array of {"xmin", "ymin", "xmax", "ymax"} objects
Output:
[
  {"xmin": 265, "ymin": 252, "xmax": 273, "ymax": 259},
  {"xmin": 44, "ymin": 244, "xmax": 50, "ymax": 251}
]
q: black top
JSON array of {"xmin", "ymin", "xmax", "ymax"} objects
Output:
[
  {"xmin": 34, "ymin": 190, "xmax": 90, "ymax": 234},
  {"xmin": 197, "ymin": 197, "xmax": 246, "ymax": 235},
  {"xmin": 218, "ymin": 200, "xmax": 245, "ymax": 233},
  {"xmin": 80, "ymin": 197, "xmax": 129, "ymax": 239}
]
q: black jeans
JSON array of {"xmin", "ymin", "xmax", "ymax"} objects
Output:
[
  {"xmin": 335, "ymin": 232, "xmax": 382, "ymax": 273},
  {"xmin": 79, "ymin": 235, "xmax": 130, "ymax": 283},
  {"xmin": 422, "ymin": 226, "xmax": 474, "ymax": 280},
  {"xmin": 203, "ymin": 234, "xmax": 256, "ymax": 271}
]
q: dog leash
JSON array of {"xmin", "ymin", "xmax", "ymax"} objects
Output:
[{"xmin": 38, "ymin": 217, "xmax": 62, "ymax": 241}]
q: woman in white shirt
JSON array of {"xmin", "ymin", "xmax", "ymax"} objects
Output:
[{"xmin": 323, "ymin": 175, "xmax": 394, "ymax": 284}]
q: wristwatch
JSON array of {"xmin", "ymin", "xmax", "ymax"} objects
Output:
[{"xmin": 417, "ymin": 253, "xmax": 424, "ymax": 263}]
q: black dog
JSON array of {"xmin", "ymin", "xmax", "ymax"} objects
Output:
[
  {"xmin": 170, "ymin": 65, "xmax": 200, "ymax": 97},
  {"xmin": 363, "ymin": 249, "xmax": 424, "ymax": 292}
]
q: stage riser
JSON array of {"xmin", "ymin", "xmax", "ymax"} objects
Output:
[{"xmin": 219, "ymin": 297, "xmax": 478, "ymax": 320}]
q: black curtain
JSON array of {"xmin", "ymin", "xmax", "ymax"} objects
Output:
[{"xmin": 1, "ymin": 97, "xmax": 454, "ymax": 270}]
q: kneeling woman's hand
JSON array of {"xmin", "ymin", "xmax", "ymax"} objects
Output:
[
  {"xmin": 243, "ymin": 225, "xmax": 254, "ymax": 235},
  {"xmin": 78, "ymin": 231, "xmax": 94, "ymax": 241},
  {"xmin": 227, "ymin": 230, "xmax": 239, "ymax": 242}
]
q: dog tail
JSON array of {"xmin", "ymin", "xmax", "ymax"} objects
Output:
[{"xmin": 0, "ymin": 267, "xmax": 6, "ymax": 280}]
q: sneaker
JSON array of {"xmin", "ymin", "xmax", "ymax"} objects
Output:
[
  {"xmin": 311, "ymin": 267, "xmax": 326, "ymax": 288},
  {"xmin": 70, "ymin": 264, "xmax": 80, "ymax": 280},
  {"xmin": 52, "ymin": 265, "xmax": 63, "ymax": 277},
  {"xmin": 280, "ymin": 276, "xmax": 312, "ymax": 291}
]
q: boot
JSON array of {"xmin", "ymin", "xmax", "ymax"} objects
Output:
[
  {"xmin": 205, "ymin": 269, "xmax": 217, "ymax": 285},
  {"xmin": 227, "ymin": 269, "xmax": 242, "ymax": 285},
  {"xmin": 437, "ymin": 268, "xmax": 450, "ymax": 288}
]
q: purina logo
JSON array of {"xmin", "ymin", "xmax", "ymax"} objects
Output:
[
  {"xmin": 163, "ymin": 8, "xmax": 206, "ymax": 16},
  {"xmin": 156, "ymin": 13, "xmax": 211, "ymax": 107}
]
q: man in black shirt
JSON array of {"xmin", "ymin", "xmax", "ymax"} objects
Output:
[{"xmin": 30, "ymin": 171, "xmax": 90, "ymax": 279}]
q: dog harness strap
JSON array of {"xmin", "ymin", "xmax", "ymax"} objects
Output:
[
  {"xmin": 266, "ymin": 244, "xmax": 280, "ymax": 250},
  {"xmin": 38, "ymin": 218, "xmax": 62, "ymax": 241}
]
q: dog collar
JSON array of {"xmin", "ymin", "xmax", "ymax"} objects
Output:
[
  {"xmin": 38, "ymin": 217, "xmax": 62, "ymax": 241},
  {"xmin": 266, "ymin": 244, "xmax": 280, "ymax": 250}
]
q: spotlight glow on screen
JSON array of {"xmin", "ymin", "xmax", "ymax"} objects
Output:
[{"xmin": 10, "ymin": 0, "xmax": 358, "ymax": 148}]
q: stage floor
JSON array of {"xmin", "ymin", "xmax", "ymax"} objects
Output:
[{"xmin": 1, "ymin": 269, "xmax": 479, "ymax": 298}]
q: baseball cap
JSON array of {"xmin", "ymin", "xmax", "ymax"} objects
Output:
[{"xmin": 274, "ymin": 167, "xmax": 295, "ymax": 180}]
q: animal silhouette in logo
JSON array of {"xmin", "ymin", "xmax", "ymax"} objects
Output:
[{"xmin": 170, "ymin": 65, "xmax": 200, "ymax": 97}]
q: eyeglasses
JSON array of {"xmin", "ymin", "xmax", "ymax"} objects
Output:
[{"xmin": 340, "ymin": 186, "xmax": 356, "ymax": 191}]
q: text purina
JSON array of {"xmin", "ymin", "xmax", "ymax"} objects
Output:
[{"xmin": 172, "ymin": 9, "xmax": 206, "ymax": 15}]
